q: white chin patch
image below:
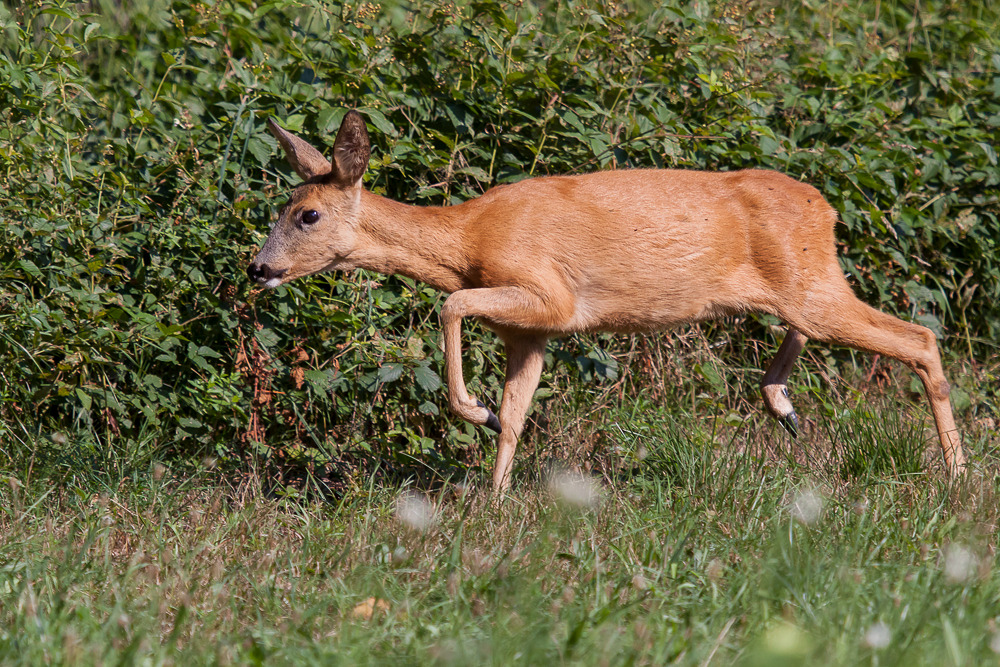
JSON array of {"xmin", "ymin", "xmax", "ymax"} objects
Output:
[{"xmin": 264, "ymin": 277, "xmax": 283, "ymax": 288}]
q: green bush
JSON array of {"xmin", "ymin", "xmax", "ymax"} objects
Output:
[{"xmin": 0, "ymin": 0, "xmax": 997, "ymax": 473}]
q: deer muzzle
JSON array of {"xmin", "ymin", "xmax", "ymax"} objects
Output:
[{"xmin": 247, "ymin": 261, "xmax": 288, "ymax": 288}]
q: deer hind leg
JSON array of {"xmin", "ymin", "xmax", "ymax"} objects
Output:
[
  {"xmin": 440, "ymin": 286, "xmax": 567, "ymax": 434},
  {"xmin": 761, "ymin": 329, "xmax": 808, "ymax": 437},
  {"xmin": 492, "ymin": 334, "xmax": 547, "ymax": 494},
  {"xmin": 783, "ymin": 290, "xmax": 965, "ymax": 477}
]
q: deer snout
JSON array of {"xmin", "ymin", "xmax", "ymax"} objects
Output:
[{"xmin": 247, "ymin": 262, "xmax": 288, "ymax": 287}]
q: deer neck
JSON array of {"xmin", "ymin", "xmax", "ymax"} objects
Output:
[{"xmin": 351, "ymin": 189, "xmax": 476, "ymax": 294}]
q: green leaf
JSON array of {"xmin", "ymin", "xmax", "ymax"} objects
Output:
[
  {"xmin": 377, "ymin": 363, "xmax": 404, "ymax": 384},
  {"xmin": 284, "ymin": 114, "xmax": 306, "ymax": 132},
  {"xmin": 40, "ymin": 7, "xmax": 74, "ymax": 19},
  {"xmin": 456, "ymin": 166, "xmax": 491, "ymax": 182},
  {"xmin": 915, "ymin": 313, "xmax": 943, "ymax": 336},
  {"xmin": 413, "ymin": 364, "xmax": 442, "ymax": 392},
  {"xmin": 19, "ymin": 259, "xmax": 42, "ymax": 279},
  {"xmin": 304, "ymin": 369, "xmax": 334, "ymax": 392},
  {"xmin": 246, "ymin": 137, "xmax": 271, "ymax": 166},
  {"xmin": 255, "ymin": 328, "xmax": 280, "ymax": 349},
  {"xmin": 317, "ymin": 107, "xmax": 347, "ymax": 135},
  {"xmin": 75, "ymin": 388, "xmax": 92, "ymax": 411},
  {"xmin": 950, "ymin": 387, "xmax": 971, "ymax": 413},
  {"xmin": 361, "ymin": 108, "xmax": 398, "ymax": 137},
  {"xmin": 903, "ymin": 281, "xmax": 934, "ymax": 307},
  {"xmin": 978, "ymin": 142, "xmax": 997, "ymax": 166},
  {"xmin": 759, "ymin": 135, "xmax": 780, "ymax": 156},
  {"xmin": 695, "ymin": 363, "xmax": 725, "ymax": 393}
]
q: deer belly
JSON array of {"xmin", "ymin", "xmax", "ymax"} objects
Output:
[{"xmin": 565, "ymin": 290, "xmax": 727, "ymax": 334}]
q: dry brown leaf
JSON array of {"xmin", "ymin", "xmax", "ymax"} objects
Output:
[{"xmin": 350, "ymin": 597, "xmax": 389, "ymax": 620}]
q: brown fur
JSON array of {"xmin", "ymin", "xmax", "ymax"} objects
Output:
[{"xmin": 250, "ymin": 110, "xmax": 965, "ymax": 493}]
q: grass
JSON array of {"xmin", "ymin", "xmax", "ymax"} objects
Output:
[{"xmin": 2, "ymin": 390, "xmax": 998, "ymax": 666}]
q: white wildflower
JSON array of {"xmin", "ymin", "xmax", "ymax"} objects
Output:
[
  {"xmin": 395, "ymin": 491, "xmax": 436, "ymax": 532},
  {"xmin": 943, "ymin": 544, "xmax": 977, "ymax": 584},
  {"xmin": 788, "ymin": 488, "xmax": 824, "ymax": 525},
  {"xmin": 863, "ymin": 621, "xmax": 891, "ymax": 649},
  {"xmin": 548, "ymin": 469, "xmax": 602, "ymax": 509}
]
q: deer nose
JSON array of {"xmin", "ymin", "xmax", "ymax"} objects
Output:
[{"xmin": 247, "ymin": 262, "xmax": 287, "ymax": 284}]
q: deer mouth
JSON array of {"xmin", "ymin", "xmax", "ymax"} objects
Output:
[{"xmin": 247, "ymin": 262, "xmax": 288, "ymax": 287}]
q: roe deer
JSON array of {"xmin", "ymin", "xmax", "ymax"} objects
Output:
[{"xmin": 248, "ymin": 110, "xmax": 966, "ymax": 493}]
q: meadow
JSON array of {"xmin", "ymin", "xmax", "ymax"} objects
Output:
[{"xmin": 1, "ymin": 0, "xmax": 999, "ymax": 663}]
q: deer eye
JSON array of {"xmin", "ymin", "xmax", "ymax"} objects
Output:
[{"xmin": 301, "ymin": 209, "xmax": 320, "ymax": 225}]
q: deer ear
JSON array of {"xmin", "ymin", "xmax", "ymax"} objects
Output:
[
  {"xmin": 267, "ymin": 118, "xmax": 333, "ymax": 181},
  {"xmin": 332, "ymin": 110, "xmax": 370, "ymax": 186}
]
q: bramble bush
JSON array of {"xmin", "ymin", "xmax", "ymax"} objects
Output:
[{"xmin": 0, "ymin": 0, "xmax": 997, "ymax": 479}]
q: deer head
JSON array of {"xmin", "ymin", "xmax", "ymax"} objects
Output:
[{"xmin": 247, "ymin": 111, "xmax": 371, "ymax": 287}]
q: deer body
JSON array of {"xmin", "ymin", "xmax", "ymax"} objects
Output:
[
  {"xmin": 313, "ymin": 169, "xmax": 841, "ymax": 334},
  {"xmin": 249, "ymin": 111, "xmax": 965, "ymax": 493}
]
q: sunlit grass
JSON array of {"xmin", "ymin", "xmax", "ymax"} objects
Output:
[{"xmin": 0, "ymin": 399, "xmax": 997, "ymax": 665}]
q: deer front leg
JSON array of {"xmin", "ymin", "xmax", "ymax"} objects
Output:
[
  {"xmin": 440, "ymin": 287, "xmax": 568, "ymax": 490},
  {"xmin": 493, "ymin": 334, "xmax": 547, "ymax": 494},
  {"xmin": 761, "ymin": 329, "xmax": 808, "ymax": 437},
  {"xmin": 441, "ymin": 293, "xmax": 502, "ymax": 431}
]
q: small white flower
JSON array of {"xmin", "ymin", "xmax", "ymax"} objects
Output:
[
  {"xmin": 989, "ymin": 632, "xmax": 1000, "ymax": 654},
  {"xmin": 863, "ymin": 621, "xmax": 891, "ymax": 649},
  {"xmin": 395, "ymin": 491, "xmax": 436, "ymax": 531},
  {"xmin": 943, "ymin": 544, "xmax": 977, "ymax": 584},
  {"xmin": 788, "ymin": 488, "xmax": 823, "ymax": 525},
  {"xmin": 548, "ymin": 469, "xmax": 602, "ymax": 509}
]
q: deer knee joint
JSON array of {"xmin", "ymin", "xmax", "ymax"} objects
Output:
[
  {"xmin": 442, "ymin": 291, "xmax": 475, "ymax": 318},
  {"xmin": 440, "ymin": 300, "xmax": 459, "ymax": 323},
  {"xmin": 447, "ymin": 393, "xmax": 472, "ymax": 415},
  {"xmin": 917, "ymin": 326, "xmax": 938, "ymax": 352}
]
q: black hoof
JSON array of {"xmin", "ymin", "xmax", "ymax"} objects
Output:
[
  {"xmin": 476, "ymin": 400, "xmax": 502, "ymax": 434},
  {"xmin": 779, "ymin": 410, "xmax": 799, "ymax": 439}
]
